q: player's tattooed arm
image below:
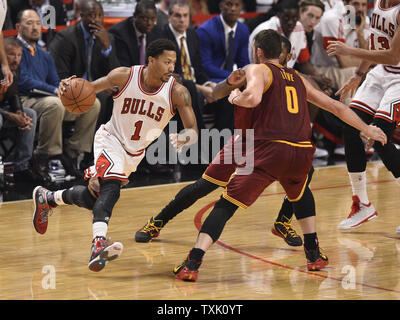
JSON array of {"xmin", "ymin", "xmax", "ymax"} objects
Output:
[
  {"xmin": 90, "ymin": 67, "xmax": 132, "ymax": 94},
  {"xmin": 213, "ymin": 68, "xmax": 246, "ymax": 100},
  {"xmin": 170, "ymin": 83, "xmax": 198, "ymax": 150}
]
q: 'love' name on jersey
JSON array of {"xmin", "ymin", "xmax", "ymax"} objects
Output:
[
  {"xmin": 370, "ymin": 13, "xmax": 395, "ymax": 37},
  {"xmin": 121, "ymin": 98, "xmax": 165, "ymax": 122}
]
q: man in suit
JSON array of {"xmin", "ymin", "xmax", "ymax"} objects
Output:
[
  {"xmin": 196, "ymin": 0, "xmax": 250, "ymax": 133},
  {"xmin": 49, "ymin": 0, "xmax": 119, "ymax": 134},
  {"xmin": 162, "ymin": 1, "xmax": 217, "ymax": 135},
  {"xmin": 108, "ymin": 0, "xmax": 162, "ymax": 68}
]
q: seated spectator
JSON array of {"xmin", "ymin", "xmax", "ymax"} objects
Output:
[
  {"xmin": 16, "ymin": 9, "xmax": 100, "ymax": 179},
  {"xmin": 0, "ymin": 37, "xmax": 37, "ymax": 183},
  {"xmin": 196, "ymin": 0, "xmax": 250, "ymax": 133},
  {"xmin": 8, "ymin": 0, "xmax": 68, "ymax": 47},
  {"xmin": 310, "ymin": 0, "xmax": 362, "ymax": 99},
  {"xmin": 109, "ymin": 0, "xmax": 163, "ymax": 68},
  {"xmin": 163, "ymin": 0, "xmax": 218, "ymax": 162},
  {"xmin": 48, "ymin": 0, "xmax": 119, "ymax": 132}
]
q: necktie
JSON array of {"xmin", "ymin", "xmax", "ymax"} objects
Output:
[
  {"xmin": 180, "ymin": 36, "xmax": 194, "ymax": 81},
  {"xmin": 139, "ymin": 35, "xmax": 146, "ymax": 65},
  {"xmin": 87, "ymin": 36, "xmax": 93, "ymax": 81},
  {"xmin": 29, "ymin": 46, "xmax": 35, "ymax": 56},
  {"xmin": 225, "ymin": 30, "xmax": 235, "ymax": 71}
]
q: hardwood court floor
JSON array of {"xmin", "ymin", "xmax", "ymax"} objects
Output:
[{"xmin": 0, "ymin": 161, "xmax": 399, "ymax": 300}]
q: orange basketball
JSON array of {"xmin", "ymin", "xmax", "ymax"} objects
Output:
[{"xmin": 60, "ymin": 78, "xmax": 96, "ymax": 114}]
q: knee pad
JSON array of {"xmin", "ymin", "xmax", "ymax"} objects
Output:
[
  {"xmin": 199, "ymin": 197, "xmax": 238, "ymax": 242},
  {"xmin": 292, "ymin": 187, "xmax": 316, "ymax": 220},
  {"xmin": 64, "ymin": 185, "xmax": 97, "ymax": 210},
  {"xmin": 92, "ymin": 179, "xmax": 121, "ymax": 224}
]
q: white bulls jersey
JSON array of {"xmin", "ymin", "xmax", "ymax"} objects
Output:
[
  {"xmin": 105, "ymin": 65, "xmax": 176, "ymax": 155},
  {"xmin": 369, "ymin": 0, "xmax": 400, "ymax": 70}
]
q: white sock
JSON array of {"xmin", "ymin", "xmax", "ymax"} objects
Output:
[
  {"xmin": 53, "ymin": 190, "xmax": 66, "ymax": 206},
  {"xmin": 92, "ymin": 222, "xmax": 108, "ymax": 239},
  {"xmin": 348, "ymin": 171, "xmax": 369, "ymax": 204}
]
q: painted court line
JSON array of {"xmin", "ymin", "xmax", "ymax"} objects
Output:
[{"xmin": 193, "ymin": 178, "xmax": 400, "ymax": 294}]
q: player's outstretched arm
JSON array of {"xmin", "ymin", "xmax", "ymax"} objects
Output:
[
  {"xmin": 170, "ymin": 83, "xmax": 198, "ymax": 151},
  {"xmin": 227, "ymin": 64, "xmax": 269, "ymax": 108},
  {"xmin": 212, "ymin": 68, "xmax": 246, "ymax": 100},
  {"xmin": 58, "ymin": 67, "xmax": 132, "ymax": 97},
  {"xmin": 327, "ymin": 26, "xmax": 400, "ymax": 66},
  {"xmin": 302, "ymin": 76, "xmax": 387, "ymax": 146}
]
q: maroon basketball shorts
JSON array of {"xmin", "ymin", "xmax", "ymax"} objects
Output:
[
  {"xmin": 223, "ymin": 140, "xmax": 315, "ymax": 208},
  {"xmin": 202, "ymin": 134, "xmax": 246, "ymax": 186}
]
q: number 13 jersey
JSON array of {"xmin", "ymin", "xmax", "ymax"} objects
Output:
[
  {"xmin": 105, "ymin": 65, "xmax": 177, "ymax": 155},
  {"xmin": 370, "ymin": 0, "xmax": 400, "ymax": 70}
]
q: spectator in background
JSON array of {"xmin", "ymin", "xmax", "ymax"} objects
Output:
[
  {"xmin": 196, "ymin": 0, "xmax": 249, "ymax": 133},
  {"xmin": 249, "ymin": 0, "xmax": 333, "ymax": 99},
  {"xmin": 17, "ymin": 9, "xmax": 100, "ymax": 179},
  {"xmin": 8, "ymin": 0, "xmax": 68, "ymax": 47},
  {"xmin": 310, "ymin": 0, "xmax": 360, "ymax": 97},
  {"xmin": 0, "ymin": 37, "xmax": 37, "ymax": 183},
  {"xmin": 49, "ymin": 0, "xmax": 118, "ymax": 136},
  {"xmin": 109, "ymin": 0, "xmax": 162, "ymax": 68},
  {"xmin": 206, "ymin": 0, "xmax": 257, "ymax": 13},
  {"xmin": 163, "ymin": 1, "xmax": 218, "ymax": 162},
  {"xmin": 163, "ymin": 1, "xmax": 216, "ymax": 129},
  {"xmin": 343, "ymin": 0, "xmax": 370, "ymax": 50}
]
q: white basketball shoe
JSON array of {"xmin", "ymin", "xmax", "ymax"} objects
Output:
[{"xmin": 338, "ymin": 196, "xmax": 378, "ymax": 229}]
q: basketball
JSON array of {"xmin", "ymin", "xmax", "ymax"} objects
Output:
[{"xmin": 60, "ymin": 78, "xmax": 96, "ymax": 114}]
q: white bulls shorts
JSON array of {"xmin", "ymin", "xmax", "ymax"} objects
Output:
[
  {"xmin": 84, "ymin": 125, "xmax": 146, "ymax": 183},
  {"xmin": 350, "ymin": 64, "xmax": 400, "ymax": 126}
]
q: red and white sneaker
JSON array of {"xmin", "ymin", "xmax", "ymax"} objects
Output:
[
  {"xmin": 338, "ymin": 196, "xmax": 377, "ymax": 230},
  {"xmin": 32, "ymin": 186, "xmax": 55, "ymax": 235},
  {"xmin": 88, "ymin": 237, "xmax": 123, "ymax": 272}
]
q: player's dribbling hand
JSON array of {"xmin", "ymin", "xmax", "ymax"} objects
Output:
[
  {"xmin": 58, "ymin": 75, "xmax": 77, "ymax": 98},
  {"xmin": 364, "ymin": 125, "xmax": 387, "ymax": 146}
]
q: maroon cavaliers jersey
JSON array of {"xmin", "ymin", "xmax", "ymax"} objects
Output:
[{"xmin": 234, "ymin": 62, "xmax": 311, "ymax": 142}]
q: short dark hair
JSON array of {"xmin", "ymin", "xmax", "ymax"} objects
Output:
[
  {"xmin": 168, "ymin": 0, "xmax": 190, "ymax": 15},
  {"xmin": 280, "ymin": 35, "xmax": 291, "ymax": 53},
  {"xmin": 146, "ymin": 39, "xmax": 177, "ymax": 58},
  {"xmin": 134, "ymin": 0, "xmax": 156, "ymax": 16},
  {"xmin": 254, "ymin": 29, "xmax": 282, "ymax": 59},
  {"xmin": 299, "ymin": 0, "xmax": 325, "ymax": 13},
  {"xmin": 4, "ymin": 36, "xmax": 23, "ymax": 49},
  {"xmin": 275, "ymin": 0, "xmax": 299, "ymax": 12}
]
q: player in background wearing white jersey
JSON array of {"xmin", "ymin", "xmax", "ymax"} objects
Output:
[
  {"xmin": 327, "ymin": 0, "xmax": 400, "ymax": 231},
  {"xmin": 31, "ymin": 39, "xmax": 198, "ymax": 272}
]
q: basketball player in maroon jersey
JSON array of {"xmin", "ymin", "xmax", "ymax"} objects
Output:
[
  {"xmin": 135, "ymin": 36, "xmax": 305, "ymax": 247},
  {"xmin": 174, "ymin": 29, "xmax": 387, "ymax": 281}
]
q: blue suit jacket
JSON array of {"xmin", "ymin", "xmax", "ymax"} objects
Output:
[{"xmin": 196, "ymin": 15, "xmax": 250, "ymax": 83}]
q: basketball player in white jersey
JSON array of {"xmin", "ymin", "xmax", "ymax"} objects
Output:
[
  {"xmin": 31, "ymin": 39, "xmax": 198, "ymax": 272},
  {"xmin": 327, "ymin": 0, "xmax": 400, "ymax": 231}
]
